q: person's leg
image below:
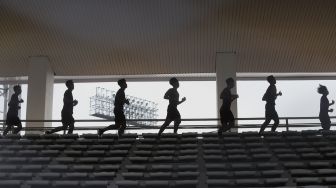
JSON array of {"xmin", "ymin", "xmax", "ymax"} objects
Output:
[
  {"xmin": 218, "ymin": 124, "xmax": 223, "ymax": 135},
  {"xmin": 158, "ymin": 119, "xmax": 173, "ymax": 136},
  {"xmin": 12, "ymin": 120, "xmax": 22, "ymax": 135},
  {"xmin": 271, "ymin": 111, "xmax": 279, "ymax": 132},
  {"xmin": 4, "ymin": 116, "xmax": 14, "ymax": 135},
  {"xmin": 118, "ymin": 123, "xmax": 126, "ymax": 137},
  {"xmin": 223, "ymin": 121, "xmax": 235, "ymax": 132},
  {"xmin": 173, "ymin": 110, "xmax": 181, "ymax": 134},
  {"xmin": 67, "ymin": 124, "xmax": 74, "ymax": 134},
  {"xmin": 117, "ymin": 114, "xmax": 127, "ymax": 137},
  {"xmin": 46, "ymin": 125, "xmax": 66, "ymax": 134},
  {"xmin": 218, "ymin": 108, "xmax": 224, "ymax": 135},
  {"xmin": 67, "ymin": 116, "xmax": 75, "ymax": 134},
  {"xmin": 260, "ymin": 105, "xmax": 272, "ymax": 134},
  {"xmin": 324, "ymin": 122, "xmax": 331, "ymax": 131},
  {"xmin": 98, "ymin": 124, "xmax": 120, "ymax": 136},
  {"xmin": 47, "ymin": 113, "xmax": 68, "ymax": 134},
  {"xmin": 222, "ymin": 111, "xmax": 235, "ymax": 133},
  {"xmin": 259, "ymin": 118, "xmax": 271, "ymax": 134},
  {"xmin": 173, "ymin": 118, "xmax": 181, "ymax": 134},
  {"xmin": 46, "ymin": 117, "xmax": 68, "ymax": 134},
  {"xmin": 3, "ymin": 125, "xmax": 12, "ymax": 136},
  {"xmin": 321, "ymin": 118, "xmax": 331, "ymax": 131}
]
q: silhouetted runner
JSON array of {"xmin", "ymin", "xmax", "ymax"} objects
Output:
[
  {"xmin": 318, "ymin": 84, "xmax": 334, "ymax": 130},
  {"xmin": 46, "ymin": 80, "xmax": 78, "ymax": 134},
  {"xmin": 3, "ymin": 85, "xmax": 24, "ymax": 135},
  {"xmin": 98, "ymin": 79, "xmax": 130, "ymax": 137},
  {"xmin": 218, "ymin": 77, "xmax": 238, "ymax": 135},
  {"xmin": 259, "ymin": 75, "xmax": 282, "ymax": 134},
  {"xmin": 158, "ymin": 77, "xmax": 186, "ymax": 136}
]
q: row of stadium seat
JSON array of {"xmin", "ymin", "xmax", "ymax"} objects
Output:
[{"xmin": 1, "ymin": 131, "xmax": 336, "ymax": 187}]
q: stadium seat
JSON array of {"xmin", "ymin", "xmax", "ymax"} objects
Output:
[
  {"xmin": 52, "ymin": 180, "xmax": 80, "ymax": 188},
  {"xmin": 39, "ymin": 172, "xmax": 61, "ymax": 180},
  {"xmin": 143, "ymin": 180, "xmax": 170, "ymax": 188},
  {"xmin": 9, "ymin": 172, "xmax": 33, "ymax": 180},
  {"xmin": 174, "ymin": 180, "xmax": 198, "ymax": 188},
  {"xmin": 25, "ymin": 180, "xmax": 51, "ymax": 188},
  {"xmin": 295, "ymin": 177, "xmax": 322, "ymax": 186},
  {"xmin": 122, "ymin": 172, "xmax": 144, "ymax": 180},
  {"xmin": 63, "ymin": 172, "xmax": 88, "ymax": 180},
  {"xmin": 207, "ymin": 179, "xmax": 232, "ymax": 187},
  {"xmin": 0, "ymin": 180, "xmax": 22, "ymax": 188},
  {"xmin": 116, "ymin": 180, "xmax": 139, "ymax": 188},
  {"xmin": 82, "ymin": 180, "xmax": 109, "ymax": 188},
  {"xmin": 21, "ymin": 165, "xmax": 44, "ymax": 172},
  {"xmin": 97, "ymin": 164, "xmax": 120, "ymax": 172},
  {"xmin": 92, "ymin": 172, "xmax": 116, "ymax": 180}
]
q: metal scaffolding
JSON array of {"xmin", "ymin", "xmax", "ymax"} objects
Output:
[{"xmin": 90, "ymin": 87, "xmax": 159, "ymax": 126}]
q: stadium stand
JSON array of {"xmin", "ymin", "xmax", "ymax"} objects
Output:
[{"xmin": 0, "ymin": 131, "xmax": 336, "ymax": 187}]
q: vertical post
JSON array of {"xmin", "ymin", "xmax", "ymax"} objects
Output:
[
  {"xmin": 26, "ymin": 56, "xmax": 54, "ymax": 133},
  {"xmin": 286, "ymin": 118, "xmax": 289, "ymax": 131},
  {"xmin": 2, "ymin": 85, "xmax": 10, "ymax": 131},
  {"xmin": 216, "ymin": 52, "xmax": 237, "ymax": 131}
]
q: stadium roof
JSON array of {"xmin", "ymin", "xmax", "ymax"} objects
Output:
[{"xmin": 1, "ymin": 0, "xmax": 336, "ymax": 77}]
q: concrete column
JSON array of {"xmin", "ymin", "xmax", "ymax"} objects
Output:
[
  {"xmin": 26, "ymin": 56, "xmax": 54, "ymax": 132},
  {"xmin": 216, "ymin": 52, "xmax": 237, "ymax": 129}
]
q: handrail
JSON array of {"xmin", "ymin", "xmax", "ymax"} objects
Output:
[
  {"xmin": 0, "ymin": 124, "xmax": 325, "ymax": 131},
  {"xmin": 0, "ymin": 116, "xmax": 335, "ymax": 122},
  {"xmin": 0, "ymin": 116, "xmax": 331, "ymax": 132}
]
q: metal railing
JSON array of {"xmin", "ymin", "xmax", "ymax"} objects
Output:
[{"xmin": 0, "ymin": 116, "xmax": 334, "ymax": 133}]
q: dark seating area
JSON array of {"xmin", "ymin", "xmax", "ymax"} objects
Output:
[{"xmin": 1, "ymin": 130, "xmax": 336, "ymax": 187}]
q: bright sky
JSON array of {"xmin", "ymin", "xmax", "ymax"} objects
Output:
[
  {"xmin": 52, "ymin": 81, "xmax": 217, "ymax": 128},
  {"xmin": 3, "ymin": 79, "xmax": 336, "ymax": 132}
]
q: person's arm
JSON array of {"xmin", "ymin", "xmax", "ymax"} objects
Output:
[
  {"xmin": 177, "ymin": 97, "xmax": 186, "ymax": 105},
  {"xmin": 73, "ymin": 100, "xmax": 78, "ymax": 106},
  {"xmin": 63, "ymin": 92, "xmax": 73, "ymax": 104},
  {"xmin": 220, "ymin": 90, "xmax": 224, "ymax": 99},
  {"xmin": 8, "ymin": 95, "xmax": 20, "ymax": 107},
  {"xmin": 8, "ymin": 95, "xmax": 15, "ymax": 107},
  {"xmin": 122, "ymin": 92, "xmax": 129, "ymax": 105},
  {"xmin": 231, "ymin": 94, "xmax": 239, "ymax": 101},
  {"xmin": 164, "ymin": 90, "xmax": 170, "ymax": 100},
  {"xmin": 124, "ymin": 98, "xmax": 130, "ymax": 105},
  {"xmin": 272, "ymin": 86, "xmax": 278, "ymax": 99},
  {"xmin": 277, "ymin": 91, "xmax": 282, "ymax": 96},
  {"xmin": 262, "ymin": 87, "xmax": 270, "ymax": 101},
  {"xmin": 329, "ymin": 100, "xmax": 335, "ymax": 106}
]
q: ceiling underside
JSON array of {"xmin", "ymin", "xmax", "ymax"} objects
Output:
[{"xmin": 0, "ymin": 0, "xmax": 336, "ymax": 77}]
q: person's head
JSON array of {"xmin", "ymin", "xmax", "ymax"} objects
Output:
[
  {"xmin": 318, "ymin": 84, "xmax": 329, "ymax": 96},
  {"xmin": 267, "ymin": 75, "xmax": 276, "ymax": 85},
  {"xmin": 169, "ymin": 77, "xmax": 179, "ymax": 88},
  {"xmin": 226, "ymin": 77, "xmax": 235, "ymax": 89},
  {"xmin": 13, "ymin": 85, "xmax": 22, "ymax": 94},
  {"xmin": 118, "ymin": 79, "xmax": 127, "ymax": 89},
  {"xmin": 65, "ymin": 80, "xmax": 74, "ymax": 90}
]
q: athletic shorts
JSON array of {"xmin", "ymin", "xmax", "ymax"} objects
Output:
[
  {"xmin": 166, "ymin": 105, "xmax": 181, "ymax": 120},
  {"xmin": 114, "ymin": 109, "xmax": 126, "ymax": 124},
  {"xmin": 220, "ymin": 108, "xmax": 234, "ymax": 124},
  {"xmin": 61, "ymin": 112, "xmax": 75, "ymax": 125},
  {"xmin": 6, "ymin": 113, "xmax": 21, "ymax": 126}
]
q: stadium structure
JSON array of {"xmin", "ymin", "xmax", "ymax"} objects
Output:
[{"xmin": 90, "ymin": 87, "xmax": 158, "ymax": 126}]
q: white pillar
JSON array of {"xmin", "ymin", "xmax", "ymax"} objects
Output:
[
  {"xmin": 26, "ymin": 56, "xmax": 54, "ymax": 132},
  {"xmin": 216, "ymin": 52, "xmax": 237, "ymax": 128}
]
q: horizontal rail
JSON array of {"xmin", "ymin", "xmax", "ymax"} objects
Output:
[
  {"xmin": 0, "ymin": 123, "xmax": 325, "ymax": 131},
  {"xmin": 0, "ymin": 116, "xmax": 335, "ymax": 122},
  {"xmin": 0, "ymin": 116, "xmax": 330, "ymax": 133}
]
